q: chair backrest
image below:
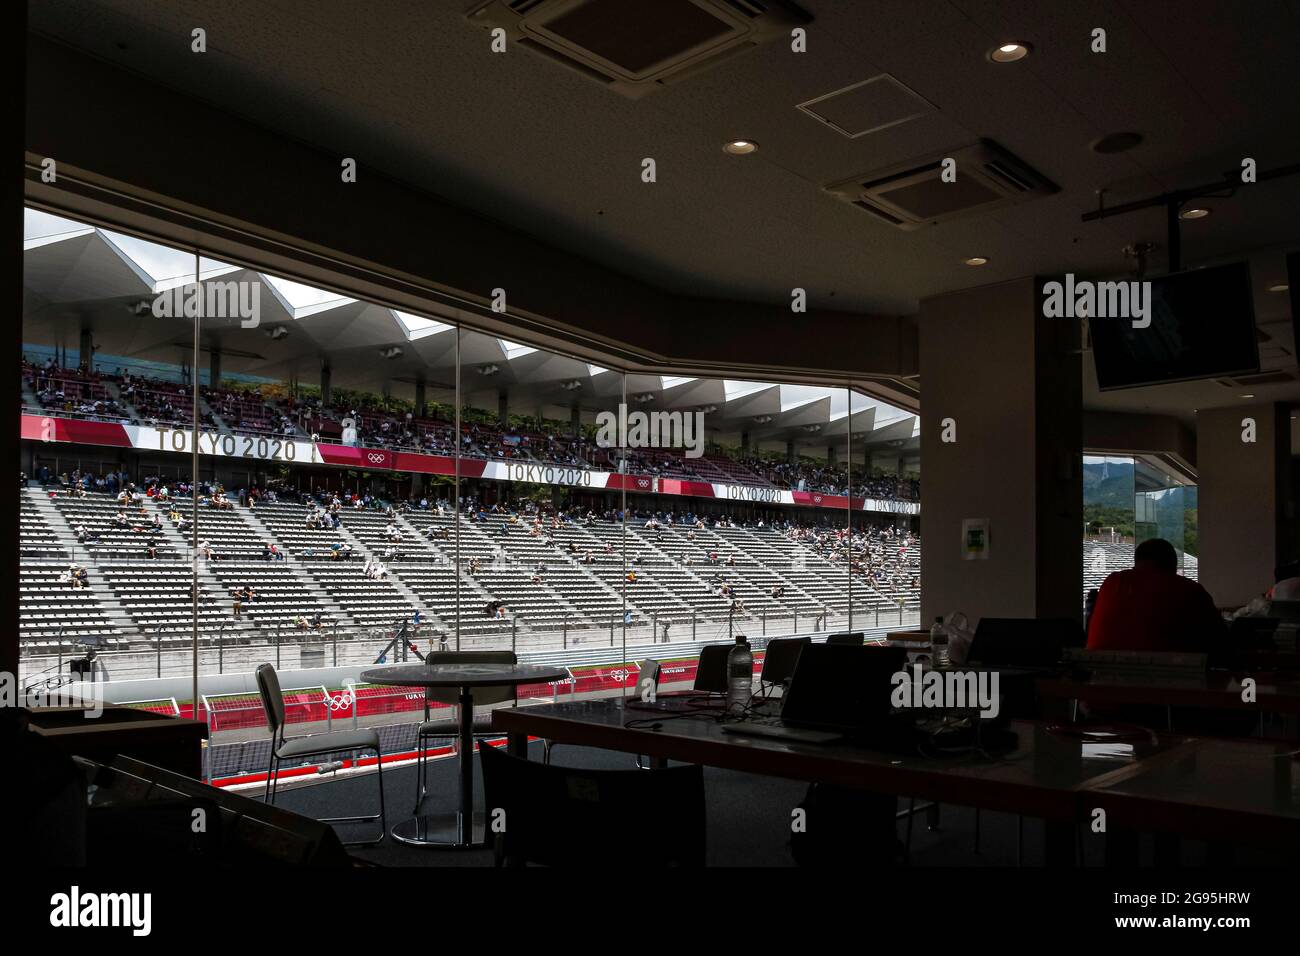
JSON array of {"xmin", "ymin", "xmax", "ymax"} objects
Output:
[
  {"xmin": 422, "ymin": 650, "xmax": 519, "ymax": 707},
  {"xmin": 255, "ymin": 662, "xmax": 285, "ymax": 745},
  {"xmin": 693, "ymin": 644, "xmax": 731, "ymax": 693},
  {"xmin": 760, "ymin": 636, "xmax": 811, "ymax": 686},
  {"xmin": 479, "ymin": 742, "xmax": 705, "ymax": 866}
]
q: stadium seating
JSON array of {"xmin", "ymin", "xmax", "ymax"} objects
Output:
[{"xmin": 25, "ymin": 470, "xmax": 1221, "ymax": 658}]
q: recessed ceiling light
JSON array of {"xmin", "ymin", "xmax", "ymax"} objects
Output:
[
  {"xmin": 1179, "ymin": 207, "xmax": 1210, "ymax": 220},
  {"xmin": 988, "ymin": 42, "xmax": 1031, "ymax": 63},
  {"xmin": 722, "ymin": 140, "xmax": 758, "ymax": 155},
  {"xmin": 963, "ymin": 256, "xmax": 989, "ymax": 266},
  {"xmin": 1268, "ymin": 282, "xmax": 1290, "ymax": 293},
  {"xmin": 1241, "ymin": 394, "xmax": 1256, "ymax": 399}
]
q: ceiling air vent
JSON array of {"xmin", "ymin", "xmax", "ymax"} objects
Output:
[
  {"xmin": 465, "ymin": 0, "xmax": 812, "ymax": 99},
  {"xmin": 824, "ymin": 139, "xmax": 1059, "ymax": 231}
]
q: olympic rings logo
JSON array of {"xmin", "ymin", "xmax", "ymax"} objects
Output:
[
  {"xmin": 609, "ymin": 668, "xmax": 628, "ymax": 683},
  {"xmin": 367, "ymin": 453, "xmax": 387, "ymax": 464},
  {"xmin": 326, "ymin": 691, "xmax": 354, "ymax": 710}
]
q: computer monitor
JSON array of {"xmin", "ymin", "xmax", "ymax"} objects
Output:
[
  {"xmin": 693, "ymin": 644, "xmax": 732, "ymax": 694},
  {"xmin": 825, "ymin": 631, "xmax": 864, "ymax": 647},
  {"xmin": 780, "ymin": 644, "xmax": 907, "ymax": 731},
  {"xmin": 759, "ymin": 636, "xmax": 810, "ymax": 687},
  {"xmin": 967, "ymin": 617, "xmax": 1081, "ymax": 667}
]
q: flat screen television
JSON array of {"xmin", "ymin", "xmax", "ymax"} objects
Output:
[{"xmin": 1086, "ymin": 261, "xmax": 1260, "ymax": 390}]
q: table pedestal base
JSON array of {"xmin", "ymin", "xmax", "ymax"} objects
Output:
[{"xmin": 391, "ymin": 811, "xmax": 489, "ymax": 848}]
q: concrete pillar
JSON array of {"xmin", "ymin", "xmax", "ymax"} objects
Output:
[
  {"xmin": 827, "ymin": 445, "xmax": 838, "ymax": 467},
  {"xmin": 415, "ymin": 376, "xmax": 427, "ymax": 418},
  {"xmin": 78, "ymin": 328, "xmax": 93, "ymax": 372},
  {"xmin": 1196, "ymin": 403, "xmax": 1289, "ymax": 606},
  {"xmin": 498, "ymin": 389, "xmax": 509, "ymax": 427},
  {"xmin": 209, "ymin": 348, "xmax": 222, "ymax": 388},
  {"xmin": 320, "ymin": 362, "xmax": 332, "ymax": 406},
  {"xmin": 919, "ymin": 278, "xmax": 1082, "ymax": 626},
  {"xmin": 786, "ymin": 440, "xmax": 796, "ymax": 463},
  {"xmin": 571, "ymin": 403, "xmax": 581, "ymax": 438},
  {"xmin": 741, "ymin": 430, "xmax": 751, "ymax": 455}
]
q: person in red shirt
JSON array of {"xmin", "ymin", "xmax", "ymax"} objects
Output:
[{"xmin": 1086, "ymin": 538, "xmax": 1223, "ymax": 653}]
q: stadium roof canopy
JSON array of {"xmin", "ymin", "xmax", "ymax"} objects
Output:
[{"xmin": 23, "ymin": 210, "xmax": 918, "ymax": 454}]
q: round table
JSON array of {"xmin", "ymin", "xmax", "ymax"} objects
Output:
[{"xmin": 360, "ymin": 662, "xmax": 569, "ymax": 848}]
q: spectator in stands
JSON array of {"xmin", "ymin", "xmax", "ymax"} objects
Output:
[
  {"xmin": 145, "ymin": 543, "xmax": 158, "ymax": 560},
  {"xmin": 1086, "ymin": 538, "xmax": 1223, "ymax": 653}
]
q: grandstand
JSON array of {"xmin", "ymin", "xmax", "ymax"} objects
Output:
[
  {"xmin": 20, "ymin": 465, "xmax": 1208, "ymax": 678},
  {"xmin": 16, "ymin": 469, "xmax": 924, "ymax": 675}
]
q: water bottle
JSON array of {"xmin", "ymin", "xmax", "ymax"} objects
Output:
[
  {"xmin": 930, "ymin": 616, "xmax": 949, "ymax": 668},
  {"xmin": 726, "ymin": 635, "xmax": 753, "ymax": 713}
]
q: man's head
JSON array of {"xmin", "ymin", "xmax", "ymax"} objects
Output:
[{"xmin": 1134, "ymin": 537, "xmax": 1178, "ymax": 574}]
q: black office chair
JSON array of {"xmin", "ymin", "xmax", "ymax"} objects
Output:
[
  {"xmin": 479, "ymin": 741, "xmax": 706, "ymax": 867},
  {"xmin": 411, "ymin": 650, "xmax": 518, "ymax": 813},
  {"xmin": 255, "ymin": 662, "xmax": 386, "ymax": 846}
]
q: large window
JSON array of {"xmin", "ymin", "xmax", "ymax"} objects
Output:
[
  {"xmin": 1083, "ymin": 454, "xmax": 1198, "ymax": 609},
  {"xmin": 19, "ymin": 207, "xmax": 922, "ymax": 779}
]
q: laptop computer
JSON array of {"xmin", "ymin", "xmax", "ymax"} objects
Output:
[
  {"xmin": 966, "ymin": 617, "xmax": 1081, "ymax": 669},
  {"xmin": 722, "ymin": 644, "xmax": 907, "ymax": 744},
  {"xmin": 825, "ymin": 631, "xmax": 865, "ymax": 647}
]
